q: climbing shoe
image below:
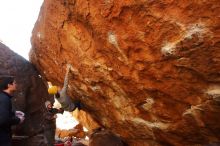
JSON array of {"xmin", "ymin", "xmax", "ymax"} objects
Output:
[{"xmin": 74, "ymin": 100, "xmax": 83, "ymax": 111}]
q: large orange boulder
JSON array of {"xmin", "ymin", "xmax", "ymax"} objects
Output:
[{"xmin": 30, "ymin": 1, "xmax": 220, "ymax": 145}]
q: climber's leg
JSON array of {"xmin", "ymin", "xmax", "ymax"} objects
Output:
[
  {"xmin": 74, "ymin": 100, "xmax": 83, "ymax": 110},
  {"xmin": 68, "ymin": 100, "xmax": 83, "ymax": 112}
]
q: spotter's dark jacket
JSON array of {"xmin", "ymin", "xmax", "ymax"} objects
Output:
[{"xmin": 0, "ymin": 91, "xmax": 20, "ymax": 143}]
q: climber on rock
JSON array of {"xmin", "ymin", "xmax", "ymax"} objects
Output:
[{"xmin": 48, "ymin": 64, "xmax": 82, "ymax": 112}]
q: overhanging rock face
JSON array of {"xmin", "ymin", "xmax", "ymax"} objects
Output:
[
  {"xmin": 0, "ymin": 43, "xmax": 49, "ymax": 146},
  {"xmin": 30, "ymin": 1, "xmax": 220, "ymax": 145}
]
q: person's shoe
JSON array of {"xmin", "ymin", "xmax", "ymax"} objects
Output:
[{"xmin": 74, "ymin": 100, "xmax": 83, "ymax": 110}]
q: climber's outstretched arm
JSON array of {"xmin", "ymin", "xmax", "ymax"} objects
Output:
[{"xmin": 62, "ymin": 64, "xmax": 71, "ymax": 93}]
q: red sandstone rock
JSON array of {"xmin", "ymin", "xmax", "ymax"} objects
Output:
[
  {"xmin": 56, "ymin": 124, "xmax": 86, "ymax": 138},
  {"xmin": 0, "ymin": 43, "xmax": 49, "ymax": 146},
  {"xmin": 30, "ymin": 1, "xmax": 220, "ymax": 145},
  {"xmin": 89, "ymin": 128, "xmax": 126, "ymax": 146}
]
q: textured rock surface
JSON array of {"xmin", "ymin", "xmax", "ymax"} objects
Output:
[
  {"xmin": 56, "ymin": 123, "xmax": 85, "ymax": 138},
  {"xmin": 89, "ymin": 128, "xmax": 126, "ymax": 146},
  {"xmin": 30, "ymin": 0, "xmax": 220, "ymax": 145},
  {"xmin": 0, "ymin": 43, "xmax": 48, "ymax": 146}
]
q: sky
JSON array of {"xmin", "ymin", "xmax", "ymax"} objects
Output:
[{"xmin": 0, "ymin": 0, "xmax": 44, "ymax": 60}]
